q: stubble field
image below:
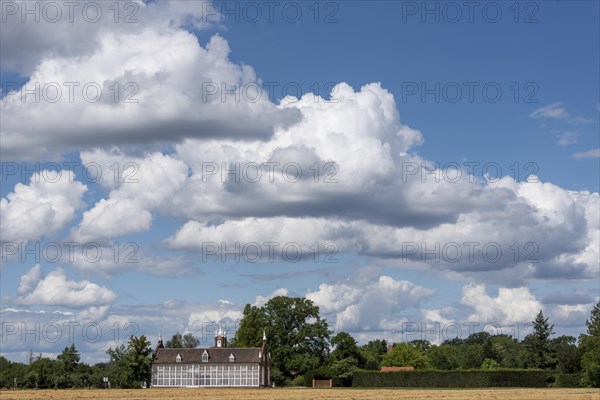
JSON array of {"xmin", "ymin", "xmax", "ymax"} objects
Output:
[{"xmin": 1, "ymin": 388, "xmax": 599, "ymax": 400}]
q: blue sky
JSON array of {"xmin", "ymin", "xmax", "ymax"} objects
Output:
[{"xmin": 1, "ymin": 0, "xmax": 599, "ymax": 364}]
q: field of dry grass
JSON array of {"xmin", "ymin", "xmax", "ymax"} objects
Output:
[{"xmin": 1, "ymin": 388, "xmax": 599, "ymax": 400}]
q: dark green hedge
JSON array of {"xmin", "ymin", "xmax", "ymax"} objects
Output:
[
  {"xmin": 352, "ymin": 370, "xmax": 548, "ymax": 388},
  {"xmin": 549, "ymin": 373, "xmax": 582, "ymax": 388}
]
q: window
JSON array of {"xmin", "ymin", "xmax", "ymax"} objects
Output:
[
  {"xmin": 176, "ymin": 354, "xmax": 182, "ymax": 363},
  {"xmin": 202, "ymin": 350, "xmax": 209, "ymax": 363},
  {"xmin": 229, "ymin": 353, "xmax": 235, "ymax": 362}
]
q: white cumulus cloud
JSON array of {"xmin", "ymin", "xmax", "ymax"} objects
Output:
[
  {"xmin": 461, "ymin": 283, "xmax": 542, "ymax": 326},
  {"xmin": 16, "ymin": 266, "xmax": 116, "ymax": 308},
  {"xmin": 1, "ymin": 171, "xmax": 86, "ymax": 242}
]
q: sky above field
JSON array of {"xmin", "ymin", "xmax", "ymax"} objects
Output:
[{"xmin": 0, "ymin": 0, "xmax": 599, "ymax": 364}]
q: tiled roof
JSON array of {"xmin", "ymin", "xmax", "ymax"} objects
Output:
[{"xmin": 153, "ymin": 347, "xmax": 262, "ymax": 364}]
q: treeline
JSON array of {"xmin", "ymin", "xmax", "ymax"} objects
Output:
[
  {"xmin": 1, "ymin": 298, "xmax": 599, "ymax": 389},
  {"xmin": 232, "ymin": 297, "xmax": 600, "ymax": 388},
  {"xmin": 0, "ymin": 336, "xmax": 153, "ymax": 389},
  {"xmin": 301, "ymin": 309, "xmax": 600, "ymax": 388}
]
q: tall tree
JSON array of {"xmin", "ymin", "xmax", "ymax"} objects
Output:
[
  {"xmin": 56, "ymin": 344, "xmax": 80, "ymax": 387},
  {"xmin": 234, "ymin": 296, "xmax": 330, "ymax": 384},
  {"xmin": 586, "ymin": 302, "xmax": 600, "ymax": 337},
  {"xmin": 127, "ymin": 335, "xmax": 152, "ymax": 387},
  {"xmin": 57, "ymin": 344, "xmax": 80, "ymax": 375},
  {"xmin": 106, "ymin": 335, "xmax": 152, "ymax": 388},
  {"xmin": 263, "ymin": 296, "xmax": 330, "ymax": 382},
  {"xmin": 580, "ymin": 302, "xmax": 600, "ymax": 387},
  {"xmin": 523, "ymin": 310, "xmax": 555, "ymax": 369},
  {"xmin": 232, "ymin": 304, "xmax": 266, "ymax": 347},
  {"xmin": 331, "ymin": 332, "xmax": 362, "ymax": 362},
  {"xmin": 106, "ymin": 344, "xmax": 130, "ymax": 388}
]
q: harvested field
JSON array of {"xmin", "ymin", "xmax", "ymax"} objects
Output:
[{"xmin": 1, "ymin": 388, "xmax": 599, "ymax": 400}]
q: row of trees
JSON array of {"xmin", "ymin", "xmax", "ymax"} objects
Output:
[
  {"xmin": 1, "ymin": 297, "xmax": 598, "ymax": 388},
  {"xmin": 231, "ymin": 297, "xmax": 600, "ymax": 387},
  {"xmin": 0, "ymin": 336, "xmax": 153, "ymax": 389}
]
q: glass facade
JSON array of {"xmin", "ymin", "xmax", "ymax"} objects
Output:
[{"xmin": 151, "ymin": 364, "xmax": 261, "ymax": 387}]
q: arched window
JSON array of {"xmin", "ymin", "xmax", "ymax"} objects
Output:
[
  {"xmin": 176, "ymin": 354, "xmax": 182, "ymax": 363},
  {"xmin": 202, "ymin": 350, "xmax": 209, "ymax": 363},
  {"xmin": 229, "ymin": 353, "xmax": 235, "ymax": 362}
]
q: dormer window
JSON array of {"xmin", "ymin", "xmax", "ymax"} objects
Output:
[
  {"xmin": 202, "ymin": 350, "xmax": 209, "ymax": 363},
  {"xmin": 258, "ymin": 351, "xmax": 262, "ymax": 359},
  {"xmin": 176, "ymin": 354, "xmax": 182, "ymax": 363},
  {"xmin": 229, "ymin": 353, "xmax": 235, "ymax": 362}
]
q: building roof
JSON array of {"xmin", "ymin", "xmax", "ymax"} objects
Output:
[{"xmin": 153, "ymin": 347, "xmax": 263, "ymax": 364}]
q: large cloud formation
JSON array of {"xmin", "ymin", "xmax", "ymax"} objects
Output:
[
  {"xmin": 1, "ymin": 0, "xmax": 598, "ymax": 363},
  {"xmin": 0, "ymin": 0, "xmax": 220, "ymax": 74},
  {"xmin": 1, "ymin": 6, "xmax": 300, "ymax": 160},
  {"xmin": 63, "ymin": 79, "xmax": 599, "ymax": 286}
]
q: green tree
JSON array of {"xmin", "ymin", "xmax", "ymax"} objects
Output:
[
  {"xmin": 331, "ymin": 332, "xmax": 362, "ymax": 362},
  {"xmin": 27, "ymin": 358, "xmax": 57, "ymax": 388},
  {"xmin": 359, "ymin": 339, "xmax": 387, "ymax": 370},
  {"xmin": 106, "ymin": 343, "xmax": 130, "ymax": 388},
  {"xmin": 586, "ymin": 302, "xmax": 600, "ymax": 337},
  {"xmin": 427, "ymin": 345, "xmax": 460, "ymax": 370},
  {"xmin": 327, "ymin": 357, "xmax": 359, "ymax": 386},
  {"xmin": 327, "ymin": 332, "xmax": 363, "ymax": 386},
  {"xmin": 127, "ymin": 335, "xmax": 152, "ymax": 387},
  {"xmin": 57, "ymin": 344, "xmax": 80, "ymax": 373},
  {"xmin": 458, "ymin": 344, "xmax": 484, "ymax": 369},
  {"xmin": 490, "ymin": 335, "xmax": 524, "ymax": 369},
  {"xmin": 56, "ymin": 344, "xmax": 80, "ymax": 387},
  {"xmin": 380, "ymin": 343, "xmax": 429, "ymax": 369},
  {"xmin": 550, "ymin": 336, "xmax": 581, "ymax": 373},
  {"xmin": 165, "ymin": 332, "xmax": 199, "ymax": 348},
  {"xmin": 232, "ymin": 304, "xmax": 267, "ymax": 347},
  {"xmin": 182, "ymin": 333, "xmax": 199, "ymax": 348},
  {"xmin": 166, "ymin": 332, "xmax": 183, "ymax": 348},
  {"xmin": 581, "ymin": 347, "xmax": 600, "ymax": 387},
  {"xmin": 465, "ymin": 332, "xmax": 491, "ymax": 345},
  {"xmin": 580, "ymin": 302, "xmax": 600, "ymax": 387},
  {"xmin": 523, "ymin": 310, "xmax": 555, "ymax": 369},
  {"xmin": 235, "ymin": 296, "xmax": 330, "ymax": 385},
  {"xmin": 266, "ymin": 297, "xmax": 330, "ymax": 383},
  {"xmin": 87, "ymin": 362, "xmax": 110, "ymax": 388},
  {"xmin": 0, "ymin": 357, "xmax": 27, "ymax": 389}
]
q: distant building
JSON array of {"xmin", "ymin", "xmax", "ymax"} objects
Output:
[{"xmin": 150, "ymin": 328, "xmax": 270, "ymax": 388}]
